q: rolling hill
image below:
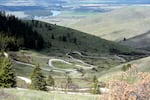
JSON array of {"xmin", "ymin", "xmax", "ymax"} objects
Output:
[
  {"xmin": 70, "ymin": 6, "xmax": 150, "ymax": 41},
  {"xmin": 26, "ymin": 20, "xmax": 140, "ymax": 56},
  {"xmin": 1, "ymin": 12, "xmax": 144, "ymax": 79},
  {"xmin": 98, "ymin": 56, "xmax": 150, "ymax": 81},
  {"xmin": 1, "ymin": 12, "xmax": 148, "ymax": 86},
  {"xmin": 120, "ymin": 31, "xmax": 150, "ymax": 51},
  {"xmin": 0, "ymin": 11, "xmax": 137, "ymax": 55}
]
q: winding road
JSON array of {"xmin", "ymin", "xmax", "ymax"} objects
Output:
[
  {"xmin": 48, "ymin": 58, "xmax": 78, "ymax": 74},
  {"xmin": 17, "ymin": 76, "xmax": 31, "ymax": 84},
  {"xmin": 66, "ymin": 52, "xmax": 96, "ymax": 68},
  {"xmin": 3, "ymin": 51, "xmax": 112, "ymax": 94}
]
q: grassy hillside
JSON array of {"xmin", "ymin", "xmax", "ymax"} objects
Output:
[
  {"xmin": 120, "ymin": 31, "xmax": 150, "ymax": 51},
  {"xmin": 98, "ymin": 56, "xmax": 150, "ymax": 81},
  {"xmin": 0, "ymin": 11, "xmax": 139, "ymax": 55},
  {"xmin": 26, "ymin": 20, "xmax": 139, "ymax": 56},
  {"xmin": 71, "ymin": 6, "xmax": 150, "ymax": 41},
  {"xmin": 6, "ymin": 19, "xmax": 145, "ymax": 83}
]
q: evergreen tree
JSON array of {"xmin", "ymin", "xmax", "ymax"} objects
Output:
[
  {"xmin": 0, "ymin": 12, "xmax": 44, "ymax": 50},
  {"xmin": 51, "ymin": 34, "xmax": 55, "ymax": 39},
  {"xmin": 30, "ymin": 65, "xmax": 47, "ymax": 91},
  {"xmin": 65, "ymin": 76, "xmax": 72, "ymax": 92},
  {"xmin": 46, "ymin": 75, "xmax": 55, "ymax": 87},
  {"xmin": 121, "ymin": 64, "xmax": 131, "ymax": 72},
  {"xmin": 93, "ymin": 75, "xmax": 97, "ymax": 83},
  {"xmin": 62, "ymin": 36, "xmax": 67, "ymax": 42},
  {"xmin": 91, "ymin": 75, "xmax": 100, "ymax": 94},
  {"xmin": 73, "ymin": 37, "xmax": 77, "ymax": 44},
  {"xmin": 0, "ymin": 58, "xmax": 16, "ymax": 88},
  {"xmin": 67, "ymin": 76, "xmax": 72, "ymax": 85}
]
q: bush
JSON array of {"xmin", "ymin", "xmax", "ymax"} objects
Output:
[{"xmin": 102, "ymin": 72, "xmax": 150, "ymax": 100}]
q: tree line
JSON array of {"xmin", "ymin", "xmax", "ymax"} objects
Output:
[{"xmin": 0, "ymin": 11, "xmax": 44, "ymax": 51}]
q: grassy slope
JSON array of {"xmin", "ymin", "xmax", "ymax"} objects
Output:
[
  {"xmin": 71, "ymin": 6, "xmax": 150, "ymax": 41},
  {"xmin": 8, "ymin": 19, "xmax": 146, "ymax": 89},
  {"xmin": 27, "ymin": 20, "xmax": 137, "ymax": 56},
  {"xmin": 1, "ymin": 88, "xmax": 99, "ymax": 100},
  {"xmin": 120, "ymin": 31, "xmax": 150, "ymax": 51},
  {"xmin": 40, "ymin": 11, "xmax": 101, "ymax": 27},
  {"xmin": 98, "ymin": 56, "xmax": 150, "ymax": 81},
  {"xmin": 10, "ymin": 20, "xmax": 144, "ymax": 80}
]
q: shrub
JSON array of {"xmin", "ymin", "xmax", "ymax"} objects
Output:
[{"xmin": 102, "ymin": 72, "xmax": 150, "ymax": 100}]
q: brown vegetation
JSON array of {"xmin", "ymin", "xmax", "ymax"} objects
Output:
[{"xmin": 102, "ymin": 64, "xmax": 150, "ymax": 100}]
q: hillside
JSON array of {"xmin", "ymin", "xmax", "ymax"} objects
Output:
[
  {"xmin": 0, "ymin": 12, "xmax": 148, "ymax": 91},
  {"xmin": 25, "ymin": 20, "xmax": 140, "ymax": 56},
  {"xmin": 1, "ymin": 12, "xmax": 145, "ymax": 83},
  {"xmin": 120, "ymin": 31, "xmax": 150, "ymax": 51},
  {"xmin": 98, "ymin": 56, "xmax": 150, "ymax": 81},
  {"xmin": 0, "ymin": 11, "xmax": 139, "ymax": 55},
  {"xmin": 71, "ymin": 6, "xmax": 150, "ymax": 41}
]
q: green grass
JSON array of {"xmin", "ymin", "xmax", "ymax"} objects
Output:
[
  {"xmin": 52, "ymin": 61, "xmax": 76, "ymax": 69},
  {"xmin": 1, "ymin": 88, "xmax": 99, "ymax": 100},
  {"xmin": 29, "ymin": 20, "xmax": 137, "ymax": 56},
  {"xmin": 7, "ymin": 17, "xmax": 147, "ymax": 90},
  {"xmin": 13, "ymin": 62, "xmax": 34, "ymax": 77},
  {"xmin": 98, "ymin": 56, "xmax": 150, "ymax": 81}
]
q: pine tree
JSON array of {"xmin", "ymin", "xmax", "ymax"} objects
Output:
[
  {"xmin": 0, "ymin": 58, "xmax": 16, "ymax": 88},
  {"xmin": 62, "ymin": 35, "xmax": 67, "ymax": 42},
  {"xmin": 91, "ymin": 75, "xmax": 100, "ymax": 94},
  {"xmin": 121, "ymin": 64, "xmax": 131, "ymax": 72},
  {"xmin": 67, "ymin": 76, "xmax": 72, "ymax": 85},
  {"xmin": 30, "ymin": 65, "xmax": 47, "ymax": 91},
  {"xmin": 51, "ymin": 34, "xmax": 55, "ymax": 39},
  {"xmin": 65, "ymin": 76, "xmax": 72, "ymax": 93},
  {"xmin": 46, "ymin": 75, "xmax": 55, "ymax": 87}
]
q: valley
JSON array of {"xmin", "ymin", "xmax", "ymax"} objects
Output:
[{"xmin": 0, "ymin": 1, "xmax": 150, "ymax": 100}]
